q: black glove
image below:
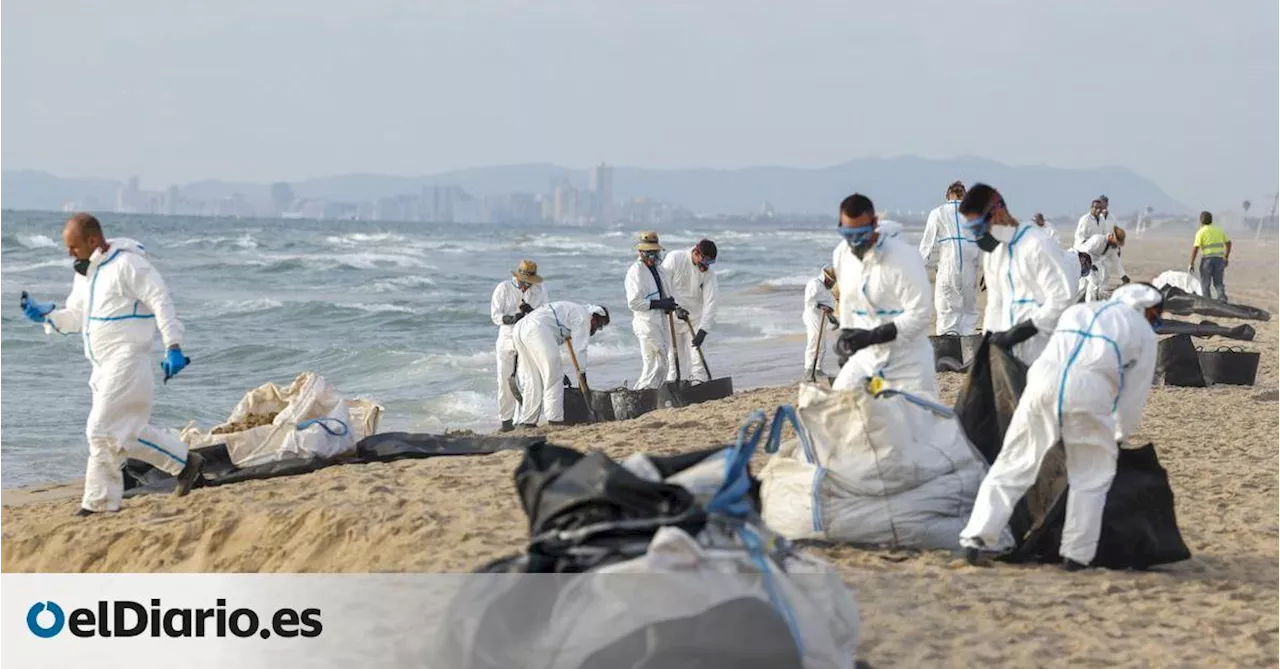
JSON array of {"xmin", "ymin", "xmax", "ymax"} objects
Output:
[
  {"xmin": 578, "ymin": 372, "xmax": 588, "ymax": 388},
  {"xmin": 649, "ymin": 297, "xmax": 678, "ymax": 313},
  {"xmin": 835, "ymin": 323, "xmax": 897, "ymax": 357},
  {"xmin": 990, "ymin": 320, "xmax": 1038, "ymax": 350},
  {"xmin": 816, "ymin": 302, "xmax": 832, "ymax": 313},
  {"xmin": 563, "ymin": 375, "xmax": 573, "ymax": 388},
  {"xmin": 501, "ymin": 313, "xmax": 525, "ymax": 326},
  {"xmin": 519, "ymin": 302, "xmax": 534, "ymax": 314},
  {"xmin": 1120, "ymin": 275, "xmax": 1130, "ymax": 284},
  {"xmin": 692, "ymin": 329, "xmax": 707, "ymax": 347},
  {"xmin": 826, "ymin": 313, "xmax": 839, "ymax": 328},
  {"xmin": 675, "ymin": 307, "xmax": 691, "ymax": 322}
]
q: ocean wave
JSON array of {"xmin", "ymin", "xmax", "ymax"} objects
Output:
[
  {"xmin": 16, "ymin": 234, "xmax": 57, "ymax": 249},
  {"xmin": 759, "ymin": 274, "xmax": 813, "ymax": 289},
  {"xmin": 4, "ymin": 259, "xmax": 71, "ymax": 273},
  {"xmin": 174, "ymin": 234, "xmax": 261, "ymax": 249},
  {"xmin": 323, "ymin": 232, "xmax": 410, "ymax": 247},
  {"xmin": 198, "ymin": 298, "xmax": 284, "ymax": 318},
  {"xmin": 363, "ymin": 275, "xmax": 438, "ymax": 292},
  {"xmin": 248, "ymin": 252, "xmax": 435, "ymax": 272},
  {"xmin": 415, "ymin": 390, "xmax": 493, "ymax": 432},
  {"xmin": 334, "ymin": 302, "xmax": 421, "ymax": 315},
  {"xmin": 518, "ymin": 235, "xmax": 618, "ymax": 254}
]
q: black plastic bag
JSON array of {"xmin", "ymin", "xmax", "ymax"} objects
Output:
[
  {"xmin": 1156, "ymin": 318, "xmax": 1256, "ymax": 341},
  {"xmin": 1160, "ymin": 286, "xmax": 1271, "ymax": 321},
  {"xmin": 1156, "ymin": 334, "xmax": 1207, "ymax": 387}
]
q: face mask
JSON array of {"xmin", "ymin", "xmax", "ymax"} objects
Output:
[
  {"xmin": 74, "ymin": 258, "xmax": 91, "ymax": 276},
  {"xmin": 640, "ymin": 251, "xmax": 661, "ymax": 265},
  {"xmin": 976, "ymin": 233, "xmax": 999, "ymax": 253},
  {"xmin": 1150, "ymin": 315, "xmax": 1162, "ymax": 332},
  {"xmin": 990, "ymin": 225, "xmax": 1016, "ymax": 244}
]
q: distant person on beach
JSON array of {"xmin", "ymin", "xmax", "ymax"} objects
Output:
[
  {"xmin": 490, "ymin": 259, "xmax": 549, "ymax": 432},
  {"xmin": 511, "ymin": 302, "xmax": 610, "ymax": 426},
  {"xmin": 1076, "ymin": 228, "xmax": 1130, "ymax": 301},
  {"xmin": 19, "ymin": 213, "xmax": 203, "ymax": 515},
  {"xmin": 961, "ymin": 184, "xmax": 1074, "ymax": 365},
  {"xmin": 1032, "ymin": 213, "xmax": 1060, "ymax": 245},
  {"xmin": 961, "ymin": 282, "xmax": 1161, "ymax": 571},
  {"xmin": 1188, "ymin": 211, "xmax": 1232, "ymax": 302},
  {"xmin": 662, "ymin": 239, "xmax": 719, "ymax": 384},
  {"xmin": 625, "ymin": 231, "xmax": 679, "ymax": 389},
  {"xmin": 918, "ymin": 180, "xmax": 980, "ymax": 336},
  {"xmin": 831, "ymin": 193, "xmax": 937, "ymax": 397},
  {"xmin": 802, "ymin": 265, "xmax": 840, "ymax": 381},
  {"xmin": 1074, "ymin": 199, "xmax": 1108, "ymax": 249}
]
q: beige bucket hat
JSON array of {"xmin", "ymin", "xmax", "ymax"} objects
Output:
[
  {"xmin": 512, "ymin": 259, "xmax": 543, "ymax": 284},
  {"xmin": 635, "ymin": 231, "xmax": 663, "ymax": 252}
]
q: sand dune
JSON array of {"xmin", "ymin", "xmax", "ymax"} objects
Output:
[{"xmin": 3, "ymin": 234, "xmax": 1277, "ymax": 667}]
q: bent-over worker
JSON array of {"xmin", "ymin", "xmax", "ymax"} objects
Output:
[
  {"xmin": 512, "ymin": 302, "xmax": 610, "ymax": 427},
  {"xmin": 960, "ymin": 282, "xmax": 1162, "ymax": 571}
]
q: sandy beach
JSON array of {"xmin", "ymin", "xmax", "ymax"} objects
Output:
[{"xmin": 3, "ymin": 233, "xmax": 1277, "ymax": 667}]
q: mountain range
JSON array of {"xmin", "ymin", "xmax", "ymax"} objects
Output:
[{"xmin": 1, "ymin": 156, "xmax": 1189, "ymax": 217}]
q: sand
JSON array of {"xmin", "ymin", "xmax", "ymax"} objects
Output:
[{"xmin": 3, "ymin": 233, "xmax": 1277, "ymax": 667}]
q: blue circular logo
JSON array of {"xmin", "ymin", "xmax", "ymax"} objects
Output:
[{"xmin": 27, "ymin": 602, "xmax": 65, "ymax": 638}]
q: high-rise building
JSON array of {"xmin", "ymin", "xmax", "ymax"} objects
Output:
[
  {"xmin": 270, "ymin": 182, "xmax": 296, "ymax": 217},
  {"xmin": 163, "ymin": 186, "xmax": 181, "ymax": 216},
  {"xmin": 116, "ymin": 176, "xmax": 142, "ymax": 213},
  {"xmin": 554, "ymin": 179, "xmax": 579, "ymax": 223},
  {"xmin": 590, "ymin": 163, "xmax": 614, "ymax": 223}
]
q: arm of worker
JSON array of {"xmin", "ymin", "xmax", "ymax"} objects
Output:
[
  {"xmin": 625, "ymin": 264, "xmax": 654, "ymax": 313},
  {"xmin": 527, "ymin": 283, "xmax": 549, "ymax": 309},
  {"xmin": 1187, "ymin": 227, "xmax": 1203, "ymax": 270},
  {"xmin": 570, "ymin": 309, "xmax": 592, "ymax": 370},
  {"xmin": 127, "ymin": 257, "xmax": 185, "ymax": 349},
  {"xmin": 1114, "ymin": 334, "xmax": 1157, "ymax": 442},
  {"xmin": 490, "ymin": 284, "xmax": 510, "ymax": 326},
  {"xmin": 887, "ymin": 252, "xmax": 933, "ymax": 343},
  {"xmin": 1026, "ymin": 236, "xmax": 1075, "ymax": 334},
  {"xmin": 918, "ymin": 209, "xmax": 939, "ymax": 263},
  {"xmin": 1225, "ymin": 240, "xmax": 1232, "ymax": 267},
  {"xmin": 803, "ymin": 278, "xmax": 821, "ymax": 313},
  {"xmin": 700, "ymin": 270, "xmax": 719, "ymax": 333},
  {"xmin": 44, "ymin": 279, "xmax": 88, "ymax": 335}
]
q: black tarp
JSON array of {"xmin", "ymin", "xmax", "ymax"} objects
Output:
[
  {"xmin": 1156, "ymin": 318, "xmax": 1256, "ymax": 341},
  {"xmin": 1160, "ymin": 286, "xmax": 1272, "ymax": 321},
  {"xmin": 123, "ymin": 432, "xmax": 542, "ymax": 497},
  {"xmin": 954, "ymin": 337, "xmax": 1191, "ymax": 568}
]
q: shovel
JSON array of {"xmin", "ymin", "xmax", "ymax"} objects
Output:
[
  {"xmin": 678, "ymin": 311, "xmax": 713, "ymax": 379},
  {"xmin": 508, "ymin": 354, "xmax": 523, "ymax": 405},
  {"xmin": 563, "ymin": 338, "xmax": 597, "ymax": 422}
]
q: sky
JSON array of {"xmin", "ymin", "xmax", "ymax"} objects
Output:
[{"xmin": 3, "ymin": 0, "xmax": 1277, "ymax": 210}]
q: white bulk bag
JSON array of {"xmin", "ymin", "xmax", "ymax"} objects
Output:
[
  {"xmin": 760, "ymin": 382, "xmax": 1007, "ymax": 551},
  {"xmin": 1152, "ymin": 270, "xmax": 1203, "ymax": 296},
  {"xmin": 181, "ymin": 372, "xmax": 382, "ymax": 467}
]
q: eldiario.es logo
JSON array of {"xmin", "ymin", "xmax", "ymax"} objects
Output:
[{"xmin": 27, "ymin": 599, "xmax": 322, "ymax": 639}]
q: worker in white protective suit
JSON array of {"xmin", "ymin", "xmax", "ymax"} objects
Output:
[
  {"xmin": 490, "ymin": 259, "xmax": 550, "ymax": 432},
  {"xmin": 803, "ymin": 266, "xmax": 840, "ymax": 381},
  {"xmin": 919, "ymin": 180, "xmax": 980, "ymax": 335},
  {"xmin": 625, "ymin": 231, "xmax": 679, "ymax": 389},
  {"xmin": 1076, "ymin": 228, "xmax": 1129, "ymax": 302},
  {"xmin": 960, "ymin": 282, "xmax": 1162, "ymax": 571},
  {"xmin": 20, "ymin": 213, "xmax": 203, "ymax": 515},
  {"xmin": 1032, "ymin": 213, "xmax": 1061, "ymax": 245},
  {"xmin": 661, "ymin": 239, "xmax": 719, "ymax": 383},
  {"xmin": 831, "ymin": 193, "xmax": 937, "ymax": 398},
  {"xmin": 511, "ymin": 302, "xmax": 610, "ymax": 426},
  {"xmin": 961, "ymin": 184, "xmax": 1076, "ymax": 366},
  {"xmin": 1074, "ymin": 198, "xmax": 1109, "ymax": 249}
]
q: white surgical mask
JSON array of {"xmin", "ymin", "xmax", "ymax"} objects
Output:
[{"xmin": 990, "ymin": 225, "xmax": 1017, "ymax": 244}]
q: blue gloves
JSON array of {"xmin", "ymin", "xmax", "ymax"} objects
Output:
[
  {"xmin": 161, "ymin": 347, "xmax": 190, "ymax": 382},
  {"xmin": 20, "ymin": 291, "xmax": 55, "ymax": 323}
]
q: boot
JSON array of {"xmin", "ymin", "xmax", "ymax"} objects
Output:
[
  {"xmin": 1062, "ymin": 558, "xmax": 1090, "ymax": 572},
  {"xmin": 547, "ymin": 420, "xmax": 566, "ymax": 427},
  {"xmin": 173, "ymin": 451, "xmax": 205, "ymax": 497},
  {"xmin": 74, "ymin": 507, "xmax": 95, "ymax": 517},
  {"xmin": 519, "ymin": 423, "xmax": 538, "ymax": 429},
  {"xmin": 499, "ymin": 420, "xmax": 515, "ymax": 433}
]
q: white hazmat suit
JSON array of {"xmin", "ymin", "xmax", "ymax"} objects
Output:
[
  {"xmin": 919, "ymin": 200, "xmax": 980, "ymax": 335},
  {"xmin": 1076, "ymin": 234, "xmax": 1127, "ymax": 302},
  {"xmin": 43, "ymin": 238, "xmax": 191, "ymax": 513},
  {"xmin": 1074, "ymin": 211, "xmax": 1108, "ymax": 249},
  {"xmin": 490, "ymin": 279, "xmax": 548, "ymax": 423},
  {"xmin": 625, "ymin": 259, "xmax": 673, "ymax": 389},
  {"xmin": 802, "ymin": 276, "xmax": 837, "ymax": 378},
  {"xmin": 661, "ymin": 249, "xmax": 719, "ymax": 383},
  {"xmin": 961, "ymin": 283, "xmax": 1159, "ymax": 566},
  {"xmin": 982, "ymin": 225, "xmax": 1076, "ymax": 365},
  {"xmin": 511, "ymin": 302, "xmax": 600, "ymax": 425},
  {"xmin": 831, "ymin": 234, "xmax": 937, "ymax": 398}
]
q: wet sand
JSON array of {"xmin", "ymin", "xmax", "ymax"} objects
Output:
[{"xmin": 3, "ymin": 232, "xmax": 1277, "ymax": 667}]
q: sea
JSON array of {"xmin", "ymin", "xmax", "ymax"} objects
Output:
[{"xmin": 0, "ymin": 210, "xmax": 926, "ymax": 488}]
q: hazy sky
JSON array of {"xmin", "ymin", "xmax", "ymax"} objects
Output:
[{"xmin": 4, "ymin": 0, "xmax": 1276, "ymax": 209}]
